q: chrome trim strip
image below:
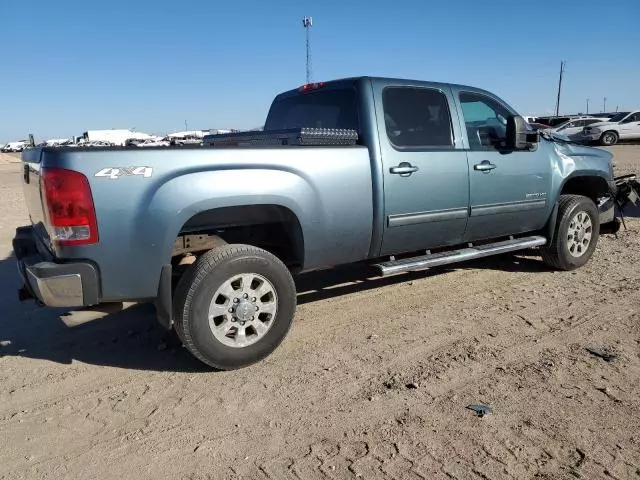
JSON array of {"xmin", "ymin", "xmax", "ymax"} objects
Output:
[
  {"xmin": 388, "ymin": 207, "xmax": 468, "ymax": 227},
  {"xmin": 471, "ymin": 199, "xmax": 546, "ymax": 217}
]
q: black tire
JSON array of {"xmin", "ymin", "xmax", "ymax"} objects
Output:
[
  {"xmin": 173, "ymin": 244, "xmax": 296, "ymax": 370},
  {"xmin": 600, "ymin": 131, "xmax": 618, "ymax": 146},
  {"xmin": 540, "ymin": 194, "xmax": 600, "ymax": 270}
]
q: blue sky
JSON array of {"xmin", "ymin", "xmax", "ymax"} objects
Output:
[{"xmin": 1, "ymin": 0, "xmax": 638, "ymax": 143}]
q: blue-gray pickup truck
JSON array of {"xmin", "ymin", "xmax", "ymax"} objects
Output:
[{"xmin": 13, "ymin": 76, "xmax": 640, "ymax": 369}]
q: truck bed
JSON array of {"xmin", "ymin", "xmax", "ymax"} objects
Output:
[{"xmin": 21, "ymin": 144, "xmax": 375, "ymax": 302}]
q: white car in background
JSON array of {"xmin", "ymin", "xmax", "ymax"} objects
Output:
[
  {"xmin": 577, "ymin": 110, "xmax": 640, "ymax": 145},
  {"xmin": 2, "ymin": 141, "xmax": 30, "ymax": 152},
  {"xmin": 550, "ymin": 117, "xmax": 609, "ymax": 136},
  {"xmin": 135, "ymin": 138, "xmax": 170, "ymax": 147}
]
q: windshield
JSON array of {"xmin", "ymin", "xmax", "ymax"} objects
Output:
[
  {"xmin": 264, "ymin": 88, "xmax": 359, "ymax": 131},
  {"xmin": 607, "ymin": 112, "xmax": 631, "ymax": 123}
]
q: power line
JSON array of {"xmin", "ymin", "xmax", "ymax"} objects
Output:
[{"xmin": 554, "ymin": 61, "xmax": 565, "ymax": 117}]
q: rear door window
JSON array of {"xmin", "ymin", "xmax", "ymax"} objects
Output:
[{"xmin": 382, "ymin": 87, "xmax": 454, "ymax": 149}]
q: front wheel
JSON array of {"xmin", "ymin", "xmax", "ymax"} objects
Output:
[
  {"xmin": 600, "ymin": 131, "xmax": 618, "ymax": 146},
  {"xmin": 540, "ymin": 194, "xmax": 600, "ymax": 270},
  {"xmin": 173, "ymin": 244, "xmax": 297, "ymax": 370}
]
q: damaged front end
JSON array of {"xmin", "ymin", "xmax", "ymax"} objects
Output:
[{"xmin": 604, "ymin": 174, "xmax": 640, "ymax": 234}]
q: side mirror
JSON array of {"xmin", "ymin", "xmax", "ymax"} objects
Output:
[{"xmin": 505, "ymin": 115, "xmax": 538, "ymax": 150}]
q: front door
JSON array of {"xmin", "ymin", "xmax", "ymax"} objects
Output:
[
  {"xmin": 376, "ymin": 84, "xmax": 470, "ymax": 256},
  {"xmin": 454, "ymin": 89, "xmax": 552, "ymax": 241},
  {"xmin": 618, "ymin": 112, "xmax": 640, "ymax": 140}
]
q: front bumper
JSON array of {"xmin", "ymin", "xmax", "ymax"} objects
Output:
[
  {"xmin": 598, "ymin": 195, "xmax": 616, "ymax": 225},
  {"xmin": 599, "ymin": 174, "xmax": 640, "ymax": 233},
  {"xmin": 12, "ymin": 226, "xmax": 99, "ymax": 308}
]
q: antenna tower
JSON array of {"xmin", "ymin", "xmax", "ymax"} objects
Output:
[{"xmin": 302, "ymin": 16, "xmax": 313, "ymax": 83}]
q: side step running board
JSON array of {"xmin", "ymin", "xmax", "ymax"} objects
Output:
[{"xmin": 375, "ymin": 236, "xmax": 547, "ymax": 277}]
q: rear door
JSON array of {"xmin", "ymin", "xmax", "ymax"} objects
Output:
[
  {"xmin": 454, "ymin": 89, "xmax": 552, "ymax": 241},
  {"xmin": 374, "ymin": 82, "xmax": 470, "ymax": 255}
]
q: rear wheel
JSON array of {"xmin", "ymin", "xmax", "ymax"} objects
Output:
[
  {"xmin": 600, "ymin": 131, "xmax": 618, "ymax": 146},
  {"xmin": 173, "ymin": 244, "xmax": 296, "ymax": 370},
  {"xmin": 540, "ymin": 194, "xmax": 600, "ymax": 270}
]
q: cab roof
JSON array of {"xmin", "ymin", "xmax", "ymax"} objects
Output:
[{"xmin": 273, "ymin": 76, "xmax": 497, "ymax": 101}]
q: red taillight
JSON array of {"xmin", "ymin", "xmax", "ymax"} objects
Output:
[
  {"xmin": 299, "ymin": 81, "xmax": 326, "ymax": 92},
  {"xmin": 41, "ymin": 167, "xmax": 99, "ymax": 246}
]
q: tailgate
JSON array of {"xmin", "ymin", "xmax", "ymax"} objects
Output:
[{"xmin": 20, "ymin": 148, "xmax": 51, "ymax": 246}]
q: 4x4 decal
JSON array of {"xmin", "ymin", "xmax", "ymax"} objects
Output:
[{"xmin": 94, "ymin": 167, "xmax": 153, "ymax": 179}]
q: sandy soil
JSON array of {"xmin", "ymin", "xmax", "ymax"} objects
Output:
[
  {"xmin": 0, "ymin": 146, "xmax": 639, "ymax": 480},
  {"xmin": 0, "ymin": 152, "xmax": 22, "ymax": 165}
]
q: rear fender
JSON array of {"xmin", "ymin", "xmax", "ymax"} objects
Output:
[{"xmin": 148, "ymin": 169, "xmax": 315, "ymax": 268}]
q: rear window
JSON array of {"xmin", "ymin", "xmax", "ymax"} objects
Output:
[{"xmin": 264, "ymin": 88, "xmax": 359, "ymax": 131}]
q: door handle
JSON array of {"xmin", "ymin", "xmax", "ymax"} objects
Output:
[
  {"xmin": 474, "ymin": 160, "xmax": 497, "ymax": 172},
  {"xmin": 390, "ymin": 162, "xmax": 419, "ymax": 176}
]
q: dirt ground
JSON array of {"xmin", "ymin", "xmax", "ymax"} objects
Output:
[{"xmin": 1, "ymin": 147, "xmax": 639, "ymax": 480}]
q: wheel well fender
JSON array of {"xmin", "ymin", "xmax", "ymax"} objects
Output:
[
  {"xmin": 558, "ymin": 174, "xmax": 611, "ymax": 204},
  {"xmin": 545, "ymin": 175, "xmax": 612, "ymax": 243},
  {"xmin": 174, "ymin": 204, "xmax": 305, "ymax": 267}
]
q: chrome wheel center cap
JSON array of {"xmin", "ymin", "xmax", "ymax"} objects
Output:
[{"xmin": 235, "ymin": 301, "xmax": 253, "ymax": 322}]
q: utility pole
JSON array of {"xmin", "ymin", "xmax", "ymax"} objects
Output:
[
  {"xmin": 586, "ymin": 98, "xmax": 589, "ymax": 114},
  {"xmin": 184, "ymin": 120, "xmax": 188, "ymax": 131},
  {"xmin": 554, "ymin": 61, "xmax": 565, "ymax": 117},
  {"xmin": 302, "ymin": 16, "xmax": 313, "ymax": 84},
  {"xmin": 603, "ymin": 97, "xmax": 607, "ymax": 113}
]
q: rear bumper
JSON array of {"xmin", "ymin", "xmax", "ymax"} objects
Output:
[{"xmin": 12, "ymin": 226, "xmax": 99, "ymax": 308}]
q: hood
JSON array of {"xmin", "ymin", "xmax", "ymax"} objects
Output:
[{"xmin": 555, "ymin": 142, "xmax": 613, "ymax": 163}]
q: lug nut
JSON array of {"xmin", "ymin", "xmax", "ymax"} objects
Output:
[
  {"xmin": 228, "ymin": 308, "xmax": 234, "ymax": 313},
  {"xmin": 231, "ymin": 318, "xmax": 236, "ymax": 322},
  {"xmin": 241, "ymin": 321, "xmax": 245, "ymax": 326},
  {"xmin": 251, "ymin": 297, "xmax": 256, "ymax": 302},
  {"xmin": 255, "ymin": 306, "xmax": 259, "ymax": 311},
  {"xmin": 233, "ymin": 298, "xmax": 239, "ymax": 303},
  {"xmin": 243, "ymin": 293, "xmax": 249, "ymax": 299},
  {"xmin": 251, "ymin": 316, "xmax": 255, "ymax": 321}
]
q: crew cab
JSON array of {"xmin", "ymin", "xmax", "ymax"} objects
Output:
[
  {"xmin": 577, "ymin": 110, "xmax": 640, "ymax": 145},
  {"xmin": 13, "ymin": 76, "xmax": 638, "ymax": 370}
]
